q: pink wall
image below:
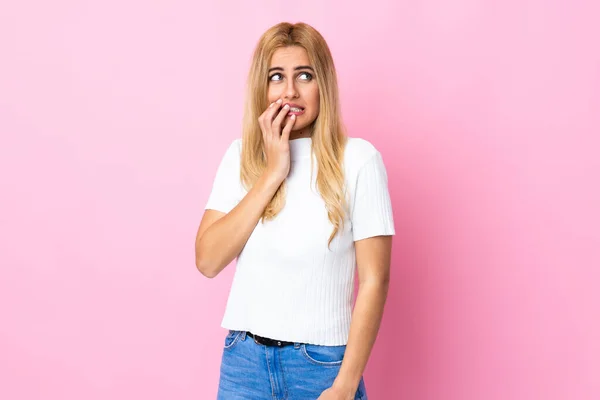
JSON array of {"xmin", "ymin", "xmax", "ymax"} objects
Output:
[{"xmin": 1, "ymin": 1, "xmax": 598, "ymax": 399}]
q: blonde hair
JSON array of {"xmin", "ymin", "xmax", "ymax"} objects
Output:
[{"xmin": 240, "ymin": 22, "xmax": 348, "ymax": 248}]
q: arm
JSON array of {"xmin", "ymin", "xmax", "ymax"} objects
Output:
[
  {"xmin": 332, "ymin": 235, "xmax": 393, "ymax": 396},
  {"xmin": 194, "ymin": 172, "xmax": 283, "ymax": 278},
  {"xmin": 195, "ymin": 99, "xmax": 294, "ymax": 278}
]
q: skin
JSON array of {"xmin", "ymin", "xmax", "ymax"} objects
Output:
[
  {"xmin": 258, "ymin": 45, "xmax": 321, "ymax": 187},
  {"xmin": 196, "ymin": 45, "xmax": 393, "ymax": 400},
  {"xmin": 320, "ymin": 235, "xmax": 392, "ymax": 400},
  {"xmin": 266, "ymin": 46, "xmax": 320, "ymax": 140},
  {"xmin": 261, "ymin": 46, "xmax": 393, "ymax": 400}
]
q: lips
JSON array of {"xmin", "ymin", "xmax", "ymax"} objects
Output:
[{"xmin": 284, "ymin": 103, "xmax": 305, "ymax": 116}]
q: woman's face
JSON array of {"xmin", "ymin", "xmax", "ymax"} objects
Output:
[{"xmin": 267, "ymin": 46, "xmax": 320, "ymax": 136}]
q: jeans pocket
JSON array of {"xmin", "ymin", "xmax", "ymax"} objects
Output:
[
  {"xmin": 356, "ymin": 376, "xmax": 368, "ymax": 399},
  {"xmin": 223, "ymin": 330, "xmax": 243, "ymax": 350},
  {"xmin": 300, "ymin": 343, "xmax": 346, "ymax": 366}
]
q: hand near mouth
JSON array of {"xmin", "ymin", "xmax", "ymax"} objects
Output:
[
  {"xmin": 258, "ymin": 99, "xmax": 297, "ymax": 183},
  {"xmin": 283, "ymin": 103, "xmax": 305, "ymax": 116}
]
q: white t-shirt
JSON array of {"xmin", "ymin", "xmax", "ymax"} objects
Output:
[{"xmin": 204, "ymin": 136, "xmax": 395, "ymax": 345}]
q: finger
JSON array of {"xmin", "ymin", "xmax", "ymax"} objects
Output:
[
  {"xmin": 280, "ymin": 114, "xmax": 296, "ymax": 142},
  {"xmin": 266, "ymin": 99, "xmax": 283, "ymax": 123},
  {"xmin": 271, "ymin": 104, "xmax": 290, "ymax": 136},
  {"xmin": 259, "ymin": 102, "xmax": 276, "ymax": 139},
  {"xmin": 263, "ymin": 100, "xmax": 282, "ymax": 138}
]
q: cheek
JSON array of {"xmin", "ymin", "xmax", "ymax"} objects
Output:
[{"xmin": 267, "ymin": 86, "xmax": 281, "ymax": 102}]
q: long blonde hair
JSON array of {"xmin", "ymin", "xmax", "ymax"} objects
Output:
[{"xmin": 240, "ymin": 22, "xmax": 348, "ymax": 248}]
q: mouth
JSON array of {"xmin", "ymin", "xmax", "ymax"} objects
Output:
[{"xmin": 284, "ymin": 103, "xmax": 305, "ymax": 116}]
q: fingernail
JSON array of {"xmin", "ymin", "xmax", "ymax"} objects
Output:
[
  {"xmin": 269, "ymin": 102, "xmax": 274, "ymax": 107},
  {"xmin": 283, "ymin": 104, "xmax": 289, "ymax": 109},
  {"xmin": 276, "ymin": 99, "xmax": 282, "ymax": 104},
  {"xmin": 291, "ymin": 114, "xmax": 296, "ymax": 119}
]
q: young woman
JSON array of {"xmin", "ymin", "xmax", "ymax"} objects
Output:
[{"xmin": 195, "ymin": 22, "xmax": 395, "ymax": 400}]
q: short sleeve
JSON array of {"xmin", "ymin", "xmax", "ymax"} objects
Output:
[
  {"xmin": 204, "ymin": 139, "xmax": 243, "ymax": 213},
  {"xmin": 351, "ymin": 151, "xmax": 396, "ymax": 241}
]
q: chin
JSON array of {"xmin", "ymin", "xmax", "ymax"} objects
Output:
[
  {"xmin": 293, "ymin": 116, "xmax": 317, "ymax": 129},
  {"xmin": 291, "ymin": 122, "xmax": 311, "ymax": 133}
]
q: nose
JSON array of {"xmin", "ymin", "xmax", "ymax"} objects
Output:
[{"xmin": 284, "ymin": 79, "xmax": 299, "ymax": 99}]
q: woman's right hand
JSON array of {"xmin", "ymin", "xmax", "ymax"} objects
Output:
[{"xmin": 258, "ymin": 99, "xmax": 297, "ymax": 184}]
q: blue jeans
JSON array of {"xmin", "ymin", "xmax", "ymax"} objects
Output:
[{"xmin": 217, "ymin": 330, "xmax": 368, "ymax": 400}]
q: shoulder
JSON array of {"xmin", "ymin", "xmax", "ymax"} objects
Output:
[
  {"xmin": 228, "ymin": 138, "xmax": 243, "ymax": 154},
  {"xmin": 220, "ymin": 138, "xmax": 242, "ymax": 161},
  {"xmin": 344, "ymin": 137, "xmax": 381, "ymax": 171},
  {"xmin": 211, "ymin": 138, "xmax": 242, "ymax": 174}
]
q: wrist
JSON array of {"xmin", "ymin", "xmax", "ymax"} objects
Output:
[
  {"xmin": 332, "ymin": 378, "xmax": 359, "ymax": 396},
  {"xmin": 261, "ymin": 168, "xmax": 285, "ymax": 187}
]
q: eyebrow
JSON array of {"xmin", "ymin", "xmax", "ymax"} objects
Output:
[{"xmin": 268, "ymin": 65, "xmax": 314, "ymax": 73}]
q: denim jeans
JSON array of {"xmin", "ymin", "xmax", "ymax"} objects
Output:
[{"xmin": 217, "ymin": 330, "xmax": 368, "ymax": 400}]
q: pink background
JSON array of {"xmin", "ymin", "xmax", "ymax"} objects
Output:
[{"xmin": 1, "ymin": 1, "xmax": 598, "ymax": 399}]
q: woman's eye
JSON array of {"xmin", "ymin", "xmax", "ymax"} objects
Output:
[
  {"xmin": 298, "ymin": 72, "xmax": 313, "ymax": 81},
  {"xmin": 269, "ymin": 72, "xmax": 312, "ymax": 82}
]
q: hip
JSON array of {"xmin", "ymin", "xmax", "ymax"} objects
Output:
[{"xmin": 217, "ymin": 330, "xmax": 368, "ymax": 400}]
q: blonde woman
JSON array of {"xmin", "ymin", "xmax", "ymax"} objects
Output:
[{"xmin": 195, "ymin": 22, "xmax": 395, "ymax": 400}]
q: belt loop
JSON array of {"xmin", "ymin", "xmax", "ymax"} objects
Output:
[
  {"xmin": 294, "ymin": 342, "xmax": 300, "ymax": 349},
  {"xmin": 241, "ymin": 331, "xmax": 247, "ymax": 341}
]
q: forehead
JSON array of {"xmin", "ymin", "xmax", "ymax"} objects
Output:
[{"xmin": 269, "ymin": 46, "xmax": 310, "ymax": 67}]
